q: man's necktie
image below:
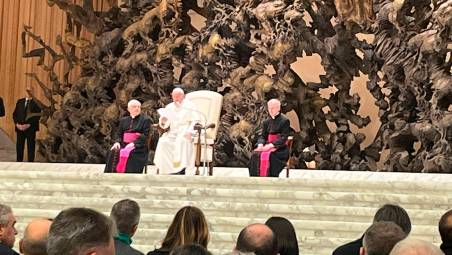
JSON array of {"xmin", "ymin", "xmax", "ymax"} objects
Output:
[{"xmin": 24, "ymin": 99, "xmax": 30, "ymax": 115}]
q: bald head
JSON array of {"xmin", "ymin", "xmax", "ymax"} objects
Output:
[
  {"xmin": 20, "ymin": 219, "xmax": 52, "ymax": 255},
  {"xmin": 389, "ymin": 238, "xmax": 443, "ymax": 255},
  {"xmin": 235, "ymin": 223, "xmax": 277, "ymax": 255}
]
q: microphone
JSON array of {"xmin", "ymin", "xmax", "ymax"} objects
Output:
[{"xmin": 179, "ymin": 102, "xmax": 215, "ymax": 132}]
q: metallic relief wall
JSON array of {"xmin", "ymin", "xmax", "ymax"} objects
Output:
[{"xmin": 23, "ymin": 0, "xmax": 452, "ymax": 172}]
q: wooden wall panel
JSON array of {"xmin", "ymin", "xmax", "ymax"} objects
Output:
[{"xmin": 0, "ymin": 0, "xmax": 111, "ymax": 143}]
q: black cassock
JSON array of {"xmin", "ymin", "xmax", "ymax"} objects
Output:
[
  {"xmin": 105, "ymin": 114, "xmax": 151, "ymax": 174},
  {"xmin": 248, "ymin": 113, "xmax": 291, "ymax": 177}
]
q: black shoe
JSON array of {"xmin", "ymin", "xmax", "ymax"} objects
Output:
[{"xmin": 171, "ymin": 168, "xmax": 186, "ymax": 175}]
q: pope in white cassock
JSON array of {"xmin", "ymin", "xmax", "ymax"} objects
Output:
[{"xmin": 154, "ymin": 88, "xmax": 200, "ymax": 174}]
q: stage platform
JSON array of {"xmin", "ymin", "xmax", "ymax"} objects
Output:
[{"xmin": 0, "ymin": 162, "xmax": 450, "ymax": 254}]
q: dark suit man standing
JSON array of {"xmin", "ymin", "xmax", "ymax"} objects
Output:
[{"xmin": 12, "ymin": 93, "xmax": 41, "ymax": 162}]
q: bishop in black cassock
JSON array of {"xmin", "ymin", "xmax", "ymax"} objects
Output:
[
  {"xmin": 105, "ymin": 99, "xmax": 151, "ymax": 174},
  {"xmin": 248, "ymin": 99, "xmax": 291, "ymax": 177}
]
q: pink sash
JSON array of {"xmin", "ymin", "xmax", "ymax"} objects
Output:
[
  {"xmin": 116, "ymin": 132, "xmax": 141, "ymax": 173},
  {"xmin": 259, "ymin": 134, "xmax": 282, "ymax": 177}
]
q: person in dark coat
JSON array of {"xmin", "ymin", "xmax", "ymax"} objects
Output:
[
  {"xmin": 248, "ymin": 99, "xmax": 291, "ymax": 177},
  {"xmin": 332, "ymin": 204, "xmax": 411, "ymax": 255},
  {"xmin": 12, "ymin": 91, "xmax": 41, "ymax": 162},
  {"xmin": 105, "ymin": 99, "xmax": 151, "ymax": 174},
  {"xmin": 110, "ymin": 199, "xmax": 143, "ymax": 255}
]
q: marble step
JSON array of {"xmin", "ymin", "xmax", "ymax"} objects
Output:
[
  {"xmin": 0, "ymin": 163, "xmax": 447, "ymax": 255},
  {"xmin": 3, "ymin": 194, "xmax": 444, "ymax": 226},
  {"xmin": 1, "ymin": 179, "xmax": 451, "ymax": 213},
  {"xmin": 1, "ymin": 167, "xmax": 452, "ymax": 196}
]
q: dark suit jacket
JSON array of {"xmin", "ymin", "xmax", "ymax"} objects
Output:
[
  {"xmin": 115, "ymin": 239, "xmax": 144, "ymax": 255},
  {"xmin": 0, "ymin": 243, "xmax": 19, "ymax": 255},
  {"xmin": 12, "ymin": 98, "xmax": 41, "ymax": 132},
  {"xmin": 332, "ymin": 236, "xmax": 363, "ymax": 255},
  {"xmin": 0, "ymin": 97, "xmax": 4, "ymax": 117},
  {"xmin": 441, "ymin": 242, "xmax": 452, "ymax": 255}
]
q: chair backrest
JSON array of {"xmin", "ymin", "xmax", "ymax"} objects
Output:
[{"xmin": 185, "ymin": 90, "xmax": 223, "ymax": 140}]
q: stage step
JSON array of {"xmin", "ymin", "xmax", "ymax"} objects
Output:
[{"xmin": 0, "ymin": 162, "xmax": 449, "ymax": 254}]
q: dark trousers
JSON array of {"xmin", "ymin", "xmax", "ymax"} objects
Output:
[{"xmin": 16, "ymin": 130, "xmax": 36, "ymax": 162}]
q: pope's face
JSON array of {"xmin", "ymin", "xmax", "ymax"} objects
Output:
[{"xmin": 172, "ymin": 92, "xmax": 184, "ymax": 105}]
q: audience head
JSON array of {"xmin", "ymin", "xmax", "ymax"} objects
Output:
[
  {"xmin": 373, "ymin": 204, "xmax": 412, "ymax": 234},
  {"xmin": 172, "ymin": 88, "xmax": 185, "ymax": 105},
  {"xmin": 161, "ymin": 206, "xmax": 209, "ymax": 251},
  {"xmin": 360, "ymin": 221, "xmax": 407, "ymax": 255},
  {"xmin": 267, "ymin": 99, "xmax": 281, "ymax": 118},
  {"xmin": 235, "ymin": 223, "xmax": 278, "ymax": 255},
  {"xmin": 265, "ymin": 216, "xmax": 299, "ymax": 255},
  {"xmin": 110, "ymin": 199, "xmax": 140, "ymax": 237},
  {"xmin": 127, "ymin": 99, "xmax": 141, "ymax": 117},
  {"xmin": 389, "ymin": 238, "xmax": 444, "ymax": 255},
  {"xmin": 0, "ymin": 203, "xmax": 17, "ymax": 248},
  {"xmin": 439, "ymin": 209, "xmax": 452, "ymax": 245},
  {"xmin": 47, "ymin": 207, "xmax": 115, "ymax": 255},
  {"xmin": 170, "ymin": 244, "xmax": 212, "ymax": 255},
  {"xmin": 19, "ymin": 218, "xmax": 52, "ymax": 255}
]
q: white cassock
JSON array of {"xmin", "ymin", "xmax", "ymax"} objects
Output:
[{"xmin": 154, "ymin": 100, "xmax": 200, "ymax": 174}]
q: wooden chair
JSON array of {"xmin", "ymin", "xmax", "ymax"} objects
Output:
[{"xmin": 285, "ymin": 136, "xmax": 294, "ymax": 178}]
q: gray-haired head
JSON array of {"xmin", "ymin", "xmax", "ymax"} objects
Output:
[
  {"xmin": 127, "ymin": 99, "xmax": 141, "ymax": 108},
  {"xmin": 267, "ymin": 99, "xmax": 281, "ymax": 118},
  {"xmin": 267, "ymin": 99, "xmax": 281, "ymax": 107},
  {"xmin": 110, "ymin": 199, "xmax": 140, "ymax": 236},
  {"xmin": 362, "ymin": 221, "xmax": 407, "ymax": 255},
  {"xmin": 47, "ymin": 207, "xmax": 114, "ymax": 255},
  {"xmin": 172, "ymin": 88, "xmax": 185, "ymax": 95},
  {"xmin": 0, "ymin": 204, "xmax": 12, "ymax": 227},
  {"xmin": 389, "ymin": 238, "xmax": 444, "ymax": 255},
  {"xmin": 0, "ymin": 203, "xmax": 17, "ymax": 248}
]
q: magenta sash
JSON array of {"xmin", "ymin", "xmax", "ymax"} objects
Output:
[
  {"xmin": 116, "ymin": 132, "xmax": 141, "ymax": 173},
  {"xmin": 259, "ymin": 134, "xmax": 280, "ymax": 177}
]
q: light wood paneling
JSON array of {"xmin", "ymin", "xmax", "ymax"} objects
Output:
[{"xmin": 0, "ymin": 0, "xmax": 110, "ymax": 142}]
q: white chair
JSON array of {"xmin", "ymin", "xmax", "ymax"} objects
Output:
[{"xmin": 185, "ymin": 90, "xmax": 223, "ymax": 176}]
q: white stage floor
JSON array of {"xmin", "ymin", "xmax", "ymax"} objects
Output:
[{"xmin": 2, "ymin": 162, "xmax": 452, "ymax": 182}]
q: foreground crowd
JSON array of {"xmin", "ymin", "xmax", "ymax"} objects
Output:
[{"xmin": 0, "ymin": 202, "xmax": 451, "ymax": 255}]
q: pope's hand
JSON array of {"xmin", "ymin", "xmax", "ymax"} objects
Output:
[{"xmin": 160, "ymin": 116, "xmax": 168, "ymax": 124}]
